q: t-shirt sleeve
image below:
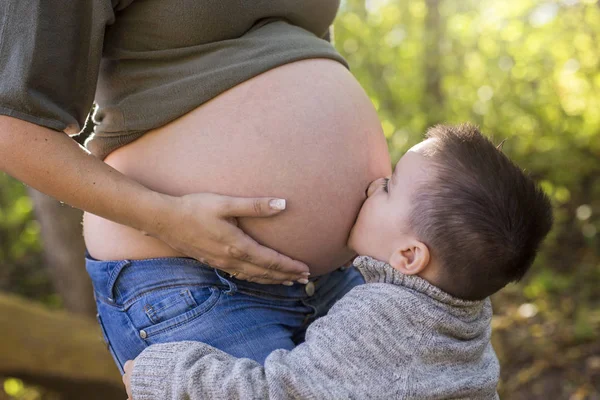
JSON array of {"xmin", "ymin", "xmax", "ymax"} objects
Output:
[{"xmin": 0, "ymin": 0, "xmax": 114, "ymax": 133}]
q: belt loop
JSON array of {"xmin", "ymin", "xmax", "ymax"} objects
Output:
[
  {"xmin": 106, "ymin": 260, "xmax": 131, "ymax": 302},
  {"xmin": 215, "ymin": 270, "xmax": 238, "ymax": 295}
]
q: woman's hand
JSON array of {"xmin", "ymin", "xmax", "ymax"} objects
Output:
[{"xmin": 148, "ymin": 193, "xmax": 311, "ymax": 285}]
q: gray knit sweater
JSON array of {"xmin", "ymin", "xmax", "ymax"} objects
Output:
[{"xmin": 131, "ymin": 256, "xmax": 500, "ymax": 399}]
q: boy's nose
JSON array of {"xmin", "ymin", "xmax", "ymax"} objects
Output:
[{"xmin": 366, "ymin": 177, "xmax": 386, "ymax": 197}]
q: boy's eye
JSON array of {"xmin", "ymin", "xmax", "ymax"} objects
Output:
[{"xmin": 383, "ymin": 178, "xmax": 390, "ymax": 193}]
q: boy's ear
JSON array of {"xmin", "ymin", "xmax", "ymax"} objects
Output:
[{"xmin": 389, "ymin": 241, "xmax": 430, "ymax": 275}]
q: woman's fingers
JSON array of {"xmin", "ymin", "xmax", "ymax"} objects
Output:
[
  {"xmin": 161, "ymin": 192, "xmax": 311, "ymax": 284},
  {"xmin": 231, "ymin": 271, "xmax": 295, "ymax": 286},
  {"xmin": 218, "ymin": 196, "xmax": 287, "ymax": 218},
  {"xmin": 205, "ymin": 194, "xmax": 310, "ymax": 276},
  {"xmin": 222, "ymin": 259, "xmax": 310, "ymax": 285},
  {"xmin": 183, "ymin": 227, "xmax": 309, "ymax": 284},
  {"xmin": 226, "ymin": 233, "xmax": 310, "ymax": 277}
]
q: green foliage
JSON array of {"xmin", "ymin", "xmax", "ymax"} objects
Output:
[
  {"xmin": 335, "ymin": 0, "xmax": 600, "ymax": 307},
  {"xmin": 1, "ymin": 378, "xmax": 57, "ymax": 400},
  {"xmin": 335, "ymin": 0, "xmax": 600, "ymax": 397},
  {"xmin": 0, "ymin": 175, "xmax": 52, "ymax": 302}
]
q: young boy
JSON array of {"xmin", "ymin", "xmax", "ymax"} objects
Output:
[{"xmin": 123, "ymin": 124, "xmax": 553, "ymax": 400}]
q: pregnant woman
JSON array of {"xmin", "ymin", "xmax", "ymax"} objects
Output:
[{"xmin": 0, "ymin": 0, "xmax": 390, "ymax": 371}]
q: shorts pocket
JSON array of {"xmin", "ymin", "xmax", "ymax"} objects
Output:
[
  {"xmin": 144, "ymin": 288, "xmax": 199, "ymax": 324},
  {"xmin": 126, "ymin": 285, "xmax": 221, "ymax": 339}
]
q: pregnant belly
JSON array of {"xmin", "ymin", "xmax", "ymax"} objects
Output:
[{"xmin": 83, "ymin": 59, "xmax": 391, "ymax": 275}]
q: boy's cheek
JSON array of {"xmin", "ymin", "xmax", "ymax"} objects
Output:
[
  {"xmin": 347, "ymin": 217, "xmax": 367, "ymax": 252},
  {"xmin": 348, "ymin": 206, "xmax": 376, "ymax": 253},
  {"xmin": 349, "ymin": 229, "xmax": 389, "ymax": 262},
  {"xmin": 347, "ymin": 222, "xmax": 362, "ymax": 252},
  {"xmin": 348, "ymin": 230, "xmax": 368, "ymax": 255}
]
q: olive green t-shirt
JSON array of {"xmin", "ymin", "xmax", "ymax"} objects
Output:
[{"xmin": 0, "ymin": 0, "xmax": 346, "ymax": 160}]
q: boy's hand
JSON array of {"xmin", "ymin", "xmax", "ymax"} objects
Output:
[{"xmin": 123, "ymin": 360, "xmax": 135, "ymax": 399}]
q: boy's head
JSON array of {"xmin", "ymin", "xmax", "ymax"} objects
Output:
[{"xmin": 349, "ymin": 123, "xmax": 553, "ymax": 300}]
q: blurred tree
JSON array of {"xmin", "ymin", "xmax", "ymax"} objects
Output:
[
  {"xmin": 26, "ymin": 188, "xmax": 95, "ymax": 317},
  {"xmin": 0, "ymin": 174, "xmax": 50, "ymax": 301}
]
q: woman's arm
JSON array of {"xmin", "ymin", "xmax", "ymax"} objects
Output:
[
  {"xmin": 0, "ymin": 0, "xmax": 308, "ymax": 282},
  {"xmin": 0, "ymin": 116, "xmax": 309, "ymax": 283}
]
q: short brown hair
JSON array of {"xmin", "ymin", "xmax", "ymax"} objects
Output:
[{"xmin": 410, "ymin": 124, "xmax": 553, "ymax": 300}]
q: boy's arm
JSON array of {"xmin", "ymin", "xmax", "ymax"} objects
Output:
[
  {"xmin": 129, "ymin": 322, "xmax": 352, "ymax": 400},
  {"xmin": 129, "ymin": 286, "xmax": 389, "ymax": 400},
  {"xmin": 129, "ymin": 339, "xmax": 342, "ymax": 400},
  {"xmin": 129, "ymin": 342, "xmax": 271, "ymax": 400}
]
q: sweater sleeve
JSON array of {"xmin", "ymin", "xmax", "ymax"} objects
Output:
[
  {"xmin": 0, "ymin": 0, "xmax": 114, "ymax": 133},
  {"xmin": 130, "ymin": 342, "xmax": 270, "ymax": 400},
  {"xmin": 130, "ymin": 283, "xmax": 500, "ymax": 400},
  {"xmin": 130, "ymin": 286, "xmax": 403, "ymax": 400}
]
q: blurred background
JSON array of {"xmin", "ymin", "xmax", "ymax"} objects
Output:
[{"xmin": 1, "ymin": 0, "xmax": 599, "ymax": 399}]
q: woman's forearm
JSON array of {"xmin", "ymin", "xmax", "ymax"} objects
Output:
[{"xmin": 0, "ymin": 115, "xmax": 173, "ymax": 237}]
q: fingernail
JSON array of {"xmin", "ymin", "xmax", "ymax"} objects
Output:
[
  {"xmin": 282, "ymin": 281, "xmax": 294, "ymax": 286},
  {"xmin": 269, "ymin": 199, "xmax": 286, "ymax": 210},
  {"xmin": 302, "ymin": 272, "xmax": 311, "ymax": 276},
  {"xmin": 297, "ymin": 278, "xmax": 309, "ymax": 284}
]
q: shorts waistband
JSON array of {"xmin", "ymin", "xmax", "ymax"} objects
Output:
[{"xmin": 85, "ymin": 250, "xmax": 331, "ymax": 307}]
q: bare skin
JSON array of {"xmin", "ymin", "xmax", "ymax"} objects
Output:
[
  {"xmin": 0, "ymin": 116, "xmax": 310, "ymax": 284},
  {"xmin": 84, "ymin": 59, "xmax": 392, "ymax": 276}
]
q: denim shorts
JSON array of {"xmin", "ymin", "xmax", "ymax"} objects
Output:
[{"xmin": 85, "ymin": 251, "xmax": 364, "ymax": 374}]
